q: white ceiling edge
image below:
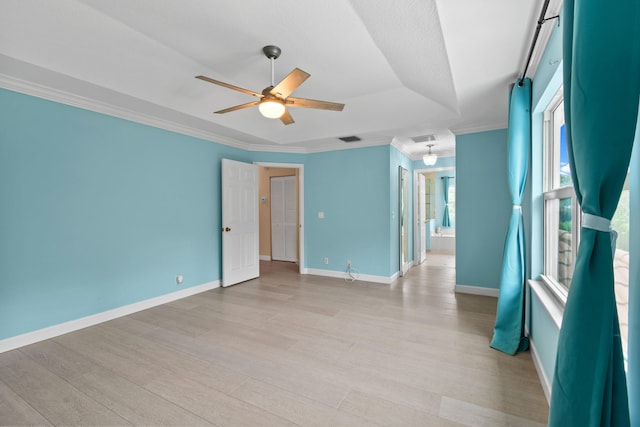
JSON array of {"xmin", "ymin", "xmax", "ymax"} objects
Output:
[
  {"xmin": 391, "ymin": 138, "xmax": 455, "ymax": 161},
  {"xmin": 0, "ymin": 74, "xmax": 250, "ymax": 150},
  {"xmin": 0, "ymin": 74, "xmax": 418, "ymax": 157},
  {"xmin": 246, "ymin": 138, "xmax": 392, "ymax": 154},
  {"xmin": 519, "ymin": 0, "xmax": 563, "ymax": 81},
  {"xmin": 2, "ymin": 71, "xmax": 528, "ymax": 162},
  {"xmin": 451, "ymin": 122, "xmax": 508, "ymax": 136}
]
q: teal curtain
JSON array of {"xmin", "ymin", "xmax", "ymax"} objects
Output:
[
  {"xmin": 629, "ymin": 119, "xmax": 640, "ymax": 427},
  {"xmin": 490, "ymin": 78, "xmax": 531, "ymax": 355},
  {"xmin": 442, "ymin": 176, "xmax": 451, "ymax": 227},
  {"xmin": 548, "ymin": 0, "xmax": 640, "ymax": 425}
]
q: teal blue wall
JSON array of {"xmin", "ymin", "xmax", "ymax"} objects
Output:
[
  {"xmin": 529, "ymin": 289, "xmax": 560, "ymax": 390},
  {"xmin": 305, "ymin": 145, "xmax": 393, "ymax": 276},
  {"xmin": 1, "ymin": 88, "xmax": 411, "ymax": 341},
  {"xmin": 527, "ymin": 17, "xmax": 564, "ymax": 394},
  {"xmin": 0, "ymin": 88, "xmax": 250, "ymax": 340},
  {"xmin": 530, "ymin": 17, "xmax": 563, "ymax": 280},
  {"xmin": 455, "ymin": 129, "xmax": 510, "ymax": 289}
]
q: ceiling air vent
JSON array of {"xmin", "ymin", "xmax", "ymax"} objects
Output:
[
  {"xmin": 412, "ymin": 134, "xmax": 436, "ymax": 143},
  {"xmin": 338, "ymin": 136, "xmax": 361, "ymax": 143}
]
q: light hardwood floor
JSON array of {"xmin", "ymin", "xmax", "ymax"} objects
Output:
[{"xmin": 0, "ymin": 254, "xmax": 549, "ymax": 426}]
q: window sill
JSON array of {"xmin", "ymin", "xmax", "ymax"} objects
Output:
[{"xmin": 528, "ymin": 278, "xmax": 565, "ymax": 329}]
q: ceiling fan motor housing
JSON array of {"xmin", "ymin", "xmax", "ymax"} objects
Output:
[{"xmin": 262, "ymin": 45, "xmax": 281, "ymax": 60}]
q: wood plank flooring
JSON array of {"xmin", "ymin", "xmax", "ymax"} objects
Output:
[{"xmin": 0, "ymin": 254, "xmax": 549, "ymax": 426}]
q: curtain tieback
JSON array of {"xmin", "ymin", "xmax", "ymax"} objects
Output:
[
  {"xmin": 513, "ymin": 205, "xmax": 521, "ymax": 210},
  {"xmin": 582, "ymin": 213, "xmax": 618, "ymax": 257}
]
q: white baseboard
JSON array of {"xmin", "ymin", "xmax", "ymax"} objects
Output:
[
  {"xmin": 305, "ymin": 268, "xmax": 393, "ymax": 284},
  {"xmin": 529, "ymin": 336, "xmax": 552, "ymax": 404},
  {"xmin": 401, "ymin": 261, "xmax": 412, "ymax": 276},
  {"xmin": 454, "ymin": 284, "xmax": 499, "ymax": 297},
  {"xmin": 390, "ymin": 271, "xmax": 400, "ymax": 283},
  {"xmin": 259, "ymin": 255, "xmax": 272, "ymax": 261},
  {"xmin": 0, "ymin": 280, "xmax": 220, "ymax": 354}
]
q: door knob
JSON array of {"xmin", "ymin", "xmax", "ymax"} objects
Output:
[{"xmin": 225, "ymin": 227, "xmax": 231, "ymax": 232}]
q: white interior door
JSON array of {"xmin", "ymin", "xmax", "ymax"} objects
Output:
[
  {"xmin": 418, "ymin": 174, "xmax": 427, "ymax": 263},
  {"xmin": 221, "ymin": 159, "xmax": 259, "ymax": 287},
  {"xmin": 271, "ymin": 176, "xmax": 297, "ymax": 262}
]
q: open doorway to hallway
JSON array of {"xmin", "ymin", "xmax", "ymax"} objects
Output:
[
  {"xmin": 256, "ymin": 163, "xmax": 304, "ymax": 274},
  {"xmin": 414, "ymin": 167, "xmax": 456, "ymax": 263}
]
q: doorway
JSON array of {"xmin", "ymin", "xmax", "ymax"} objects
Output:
[
  {"xmin": 255, "ymin": 162, "xmax": 304, "ymax": 274},
  {"xmin": 414, "ymin": 167, "xmax": 456, "ymax": 258}
]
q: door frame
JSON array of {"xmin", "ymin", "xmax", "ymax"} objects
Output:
[{"xmin": 254, "ymin": 162, "xmax": 305, "ymax": 274}]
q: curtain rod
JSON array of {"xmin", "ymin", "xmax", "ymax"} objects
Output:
[
  {"xmin": 518, "ymin": 0, "xmax": 559, "ymax": 85},
  {"xmin": 440, "ymin": 176, "xmax": 455, "ymax": 179}
]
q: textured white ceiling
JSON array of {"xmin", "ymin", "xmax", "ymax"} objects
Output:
[{"xmin": 0, "ymin": 0, "xmax": 541, "ymax": 158}]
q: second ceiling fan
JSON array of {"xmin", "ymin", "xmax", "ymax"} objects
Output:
[{"xmin": 196, "ymin": 45, "xmax": 344, "ymax": 125}]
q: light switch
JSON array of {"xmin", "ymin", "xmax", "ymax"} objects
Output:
[{"xmin": 318, "ymin": 211, "xmax": 325, "ymax": 219}]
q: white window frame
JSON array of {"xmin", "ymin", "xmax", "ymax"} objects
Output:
[
  {"xmin": 537, "ymin": 90, "xmax": 631, "ymax": 367},
  {"xmin": 541, "ymin": 91, "xmax": 579, "ymax": 305}
]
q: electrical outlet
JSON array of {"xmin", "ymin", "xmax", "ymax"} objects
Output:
[
  {"xmin": 347, "ymin": 260, "xmax": 352, "ymax": 268},
  {"xmin": 323, "ymin": 257, "xmax": 329, "ymax": 265},
  {"xmin": 176, "ymin": 275, "xmax": 183, "ymax": 285}
]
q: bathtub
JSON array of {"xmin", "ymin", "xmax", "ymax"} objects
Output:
[{"xmin": 430, "ymin": 228, "xmax": 455, "ymax": 254}]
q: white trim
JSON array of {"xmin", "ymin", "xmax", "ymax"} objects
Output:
[
  {"xmin": 0, "ymin": 74, "xmax": 252, "ymax": 151},
  {"xmin": 454, "ymin": 284, "xmax": 499, "ymax": 297},
  {"xmin": 529, "ymin": 279, "xmax": 564, "ymax": 329},
  {"xmin": 450, "ymin": 122, "xmax": 508, "ymax": 136},
  {"xmin": 0, "ymin": 74, "xmax": 410, "ymax": 157},
  {"xmin": 528, "ymin": 336, "xmax": 552, "ymax": 404},
  {"xmin": 305, "ymin": 268, "xmax": 393, "ymax": 284},
  {"xmin": 259, "ymin": 255, "xmax": 272, "ymax": 261},
  {"xmin": 0, "ymin": 280, "xmax": 219, "ymax": 354},
  {"xmin": 401, "ymin": 261, "xmax": 413, "ymax": 276}
]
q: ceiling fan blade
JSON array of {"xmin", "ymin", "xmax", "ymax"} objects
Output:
[
  {"xmin": 287, "ymin": 97, "xmax": 345, "ymax": 111},
  {"xmin": 280, "ymin": 108, "xmax": 294, "ymax": 125},
  {"xmin": 214, "ymin": 101, "xmax": 260, "ymax": 114},
  {"xmin": 196, "ymin": 75, "xmax": 262, "ymax": 98},
  {"xmin": 270, "ymin": 68, "xmax": 310, "ymax": 98}
]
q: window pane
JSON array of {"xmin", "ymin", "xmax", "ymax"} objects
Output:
[
  {"xmin": 559, "ymin": 123, "xmax": 572, "ymax": 187},
  {"xmin": 557, "ymin": 197, "xmax": 573, "ymax": 287},
  {"xmin": 613, "ymin": 186, "xmax": 630, "ymax": 358},
  {"xmin": 448, "ymin": 184, "xmax": 455, "ymax": 225}
]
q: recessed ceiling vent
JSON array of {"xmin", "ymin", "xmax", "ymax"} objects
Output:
[
  {"xmin": 412, "ymin": 134, "xmax": 436, "ymax": 143},
  {"xmin": 338, "ymin": 136, "xmax": 361, "ymax": 143}
]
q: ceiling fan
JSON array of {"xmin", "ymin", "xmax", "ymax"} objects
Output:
[{"xmin": 196, "ymin": 45, "xmax": 344, "ymax": 125}]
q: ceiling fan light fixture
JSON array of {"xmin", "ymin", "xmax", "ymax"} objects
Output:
[
  {"xmin": 423, "ymin": 144, "xmax": 437, "ymax": 166},
  {"xmin": 258, "ymin": 99, "xmax": 285, "ymax": 118}
]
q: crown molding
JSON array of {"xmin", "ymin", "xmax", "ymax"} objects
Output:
[
  {"xmin": 0, "ymin": 74, "xmax": 257, "ymax": 150},
  {"xmin": 451, "ymin": 122, "xmax": 507, "ymax": 136},
  {"xmin": 0, "ymin": 75, "xmax": 433, "ymax": 157}
]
